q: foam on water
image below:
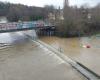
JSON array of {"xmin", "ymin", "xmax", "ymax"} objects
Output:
[{"xmin": 0, "ymin": 32, "xmax": 28, "ymax": 44}]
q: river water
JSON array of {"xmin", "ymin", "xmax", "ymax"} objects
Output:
[
  {"xmin": 0, "ymin": 32, "xmax": 28, "ymax": 44},
  {"xmin": 40, "ymin": 36, "xmax": 100, "ymax": 75},
  {"xmin": 0, "ymin": 32, "xmax": 87, "ymax": 80},
  {"xmin": 0, "ymin": 31, "xmax": 99, "ymax": 79}
]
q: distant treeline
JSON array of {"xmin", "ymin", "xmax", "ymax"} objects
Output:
[
  {"xmin": 0, "ymin": 1, "xmax": 54, "ymax": 22},
  {"xmin": 56, "ymin": 4, "xmax": 100, "ymax": 37}
]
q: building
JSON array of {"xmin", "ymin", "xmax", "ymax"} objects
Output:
[{"xmin": 48, "ymin": 0, "xmax": 69, "ymax": 23}]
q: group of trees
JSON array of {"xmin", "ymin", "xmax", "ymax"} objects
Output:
[
  {"xmin": 56, "ymin": 4, "xmax": 100, "ymax": 37},
  {"xmin": 0, "ymin": 1, "xmax": 55, "ymax": 22}
]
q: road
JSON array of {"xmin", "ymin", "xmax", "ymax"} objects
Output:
[{"xmin": 0, "ymin": 32, "xmax": 87, "ymax": 80}]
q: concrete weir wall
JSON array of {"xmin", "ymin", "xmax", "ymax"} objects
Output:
[{"xmin": 23, "ymin": 30, "xmax": 38, "ymax": 40}]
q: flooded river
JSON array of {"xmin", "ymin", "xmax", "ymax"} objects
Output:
[
  {"xmin": 40, "ymin": 36, "xmax": 100, "ymax": 75},
  {"xmin": 0, "ymin": 32, "xmax": 87, "ymax": 80}
]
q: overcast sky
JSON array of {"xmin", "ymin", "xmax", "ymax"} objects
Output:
[{"xmin": 0, "ymin": 0, "xmax": 100, "ymax": 8}]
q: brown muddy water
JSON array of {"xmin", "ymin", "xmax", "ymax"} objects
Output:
[
  {"xmin": 0, "ymin": 33, "xmax": 87, "ymax": 80},
  {"xmin": 40, "ymin": 36, "xmax": 100, "ymax": 75}
]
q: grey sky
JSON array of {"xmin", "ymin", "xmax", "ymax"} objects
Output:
[{"xmin": 0, "ymin": 0, "xmax": 100, "ymax": 8}]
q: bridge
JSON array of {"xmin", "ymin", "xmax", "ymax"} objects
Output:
[{"xmin": 0, "ymin": 21, "xmax": 55, "ymax": 33}]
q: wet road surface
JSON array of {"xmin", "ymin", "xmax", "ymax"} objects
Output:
[
  {"xmin": 40, "ymin": 36, "xmax": 100, "ymax": 75},
  {"xmin": 0, "ymin": 32, "xmax": 86, "ymax": 80}
]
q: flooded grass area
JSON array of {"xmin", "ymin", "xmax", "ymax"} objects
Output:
[{"xmin": 40, "ymin": 36, "xmax": 100, "ymax": 75}]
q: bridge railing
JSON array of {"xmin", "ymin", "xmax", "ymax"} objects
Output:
[{"xmin": 0, "ymin": 21, "xmax": 46, "ymax": 33}]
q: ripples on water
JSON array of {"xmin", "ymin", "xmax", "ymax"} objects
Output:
[{"xmin": 0, "ymin": 32, "xmax": 32, "ymax": 63}]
